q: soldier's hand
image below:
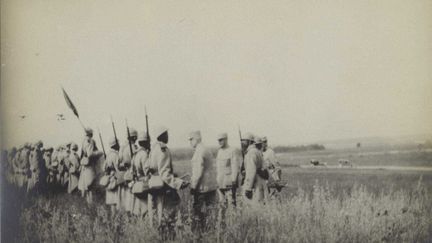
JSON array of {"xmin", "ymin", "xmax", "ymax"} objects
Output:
[
  {"xmin": 180, "ymin": 181, "xmax": 189, "ymax": 190},
  {"xmin": 245, "ymin": 190, "xmax": 253, "ymax": 199}
]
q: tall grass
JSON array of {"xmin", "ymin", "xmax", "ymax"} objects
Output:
[{"xmin": 17, "ymin": 178, "xmax": 432, "ymax": 243}]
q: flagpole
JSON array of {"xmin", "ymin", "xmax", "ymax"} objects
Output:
[{"xmin": 78, "ymin": 118, "xmax": 86, "ymax": 131}]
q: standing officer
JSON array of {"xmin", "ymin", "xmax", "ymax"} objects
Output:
[
  {"xmin": 243, "ymin": 136, "xmax": 268, "ymax": 205},
  {"xmin": 118, "ymin": 128, "xmax": 137, "ymax": 212},
  {"xmin": 147, "ymin": 126, "xmax": 187, "ymax": 239},
  {"xmin": 189, "ymin": 130, "xmax": 218, "ymax": 235}
]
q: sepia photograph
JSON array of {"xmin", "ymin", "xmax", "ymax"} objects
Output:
[{"xmin": 1, "ymin": 0, "xmax": 431, "ymax": 242}]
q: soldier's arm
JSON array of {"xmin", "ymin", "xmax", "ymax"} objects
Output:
[
  {"xmin": 158, "ymin": 150, "xmax": 182, "ymax": 190},
  {"xmin": 244, "ymin": 153, "xmax": 257, "ymax": 191}
]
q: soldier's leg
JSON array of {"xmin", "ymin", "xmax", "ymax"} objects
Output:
[
  {"xmin": 147, "ymin": 193, "xmax": 155, "ymax": 226},
  {"xmin": 191, "ymin": 193, "xmax": 204, "ymax": 234},
  {"xmin": 217, "ymin": 189, "xmax": 228, "ymax": 229}
]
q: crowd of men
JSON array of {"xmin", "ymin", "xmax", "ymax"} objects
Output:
[{"xmin": 1, "ymin": 126, "xmax": 283, "ymax": 237}]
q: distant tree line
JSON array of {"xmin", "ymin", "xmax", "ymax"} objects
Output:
[{"xmin": 273, "ymin": 144, "xmax": 325, "ymax": 153}]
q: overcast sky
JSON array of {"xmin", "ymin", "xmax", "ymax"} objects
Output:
[{"xmin": 1, "ymin": 0, "xmax": 431, "ymax": 149}]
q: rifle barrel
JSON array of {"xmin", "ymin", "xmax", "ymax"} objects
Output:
[
  {"xmin": 111, "ymin": 115, "xmax": 118, "ymax": 144},
  {"xmin": 125, "ymin": 119, "xmax": 134, "ymax": 157},
  {"xmin": 98, "ymin": 129, "xmax": 106, "ymax": 158}
]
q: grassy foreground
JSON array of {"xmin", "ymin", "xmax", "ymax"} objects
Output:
[{"xmin": 11, "ymin": 177, "xmax": 431, "ymax": 243}]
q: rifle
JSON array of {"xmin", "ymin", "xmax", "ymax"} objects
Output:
[
  {"xmin": 125, "ymin": 119, "xmax": 134, "ymax": 158},
  {"xmin": 238, "ymin": 125, "xmax": 245, "ymax": 159},
  {"xmin": 98, "ymin": 128, "xmax": 106, "ymax": 158},
  {"xmin": 145, "ymin": 106, "xmax": 151, "ymax": 150},
  {"xmin": 238, "ymin": 125, "xmax": 246, "ymax": 185},
  {"xmin": 110, "ymin": 115, "xmax": 118, "ymax": 146}
]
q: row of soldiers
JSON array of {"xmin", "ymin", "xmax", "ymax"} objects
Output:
[
  {"xmin": 99, "ymin": 125, "xmax": 282, "ymax": 236},
  {"xmin": 2, "ymin": 126, "xmax": 282, "ymax": 237},
  {"xmin": 2, "ymin": 135, "xmax": 102, "ymax": 198}
]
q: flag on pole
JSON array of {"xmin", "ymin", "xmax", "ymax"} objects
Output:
[{"xmin": 62, "ymin": 87, "xmax": 79, "ymax": 118}]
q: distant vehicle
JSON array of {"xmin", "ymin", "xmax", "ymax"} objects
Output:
[
  {"xmin": 310, "ymin": 159, "xmax": 326, "ymax": 166},
  {"xmin": 19, "ymin": 115, "xmax": 26, "ymax": 119},
  {"xmin": 338, "ymin": 159, "xmax": 353, "ymax": 168}
]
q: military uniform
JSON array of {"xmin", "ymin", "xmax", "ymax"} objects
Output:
[
  {"xmin": 78, "ymin": 128, "xmax": 100, "ymax": 203},
  {"xmin": 189, "ymin": 131, "xmax": 218, "ymax": 234},
  {"xmin": 147, "ymin": 127, "xmax": 184, "ymax": 229},
  {"xmin": 263, "ymin": 137, "xmax": 282, "ymax": 198},
  {"xmin": 131, "ymin": 143, "xmax": 149, "ymax": 216},
  {"xmin": 27, "ymin": 142, "xmax": 45, "ymax": 193},
  {"xmin": 118, "ymin": 136, "xmax": 138, "ymax": 212},
  {"xmin": 68, "ymin": 144, "xmax": 80, "ymax": 194},
  {"xmin": 15, "ymin": 145, "xmax": 30, "ymax": 188},
  {"xmin": 104, "ymin": 147, "xmax": 120, "ymax": 206},
  {"xmin": 243, "ymin": 141, "xmax": 267, "ymax": 204},
  {"xmin": 216, "ymin": 144, "xmax": 242, "ymax": 206}
]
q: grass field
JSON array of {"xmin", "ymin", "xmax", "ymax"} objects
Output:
[{"xmin": 2, "ymin": 147, "xmax": 432, "ymax": 242}]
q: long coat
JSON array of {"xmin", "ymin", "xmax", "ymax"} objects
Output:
[
  {"xmin": 68, "ymin": 151, "xmax": 80, "ymax": 193},
  {"xmin": 78, "ymin": 138, "xmax": 98, "ymax": 192},
  {"xmin": 243, "ymin": 144, "xmax": 266, "ymax": 204},
  {"xmin": 190, "ymin": 143, "xmax": 218, "ymax": 193},
  {"xmin": 216, "ymin": 146, "xmax": 242, "ymax": 189}
]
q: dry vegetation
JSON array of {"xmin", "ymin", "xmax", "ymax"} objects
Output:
[{"xmin": 2, "ymin": 149, "xmax": 432, "ymax": 242}]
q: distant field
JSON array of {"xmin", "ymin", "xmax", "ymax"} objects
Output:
[{"xmin": 278, "ymin": 148, "xmax": 432, "ymax": 167}]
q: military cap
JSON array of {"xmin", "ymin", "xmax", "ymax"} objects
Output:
[
  {"xmin": 85, "ymin": 128, "xmax": 93, "ymax": 136},
  {"xmin": 137, "ymin": 131, "xmax": 149, "ymax": 142},
  {"xmin": 241, "ymin": 132, "xmax": 254, "ymax": 141},
  {"xmin": 188, "ymin": 130, "xmax": 201, "ymax": 140},
  {"xmin": 154, "ymin": 126, "xmax": 168, "ymax": 138},
  {"xmin": 45, "ymin": 147, "xmax": 54, "ymax": 152},
  {"xmin": 217, "ymin": 133, "xmax": 228, "ymax": 140},
  {"xmin": 254, "ymin": 136, "xmax": 263, "ymax": 144},
  {"xmin": 71, "ymin": 143, "xmax": 78, "ymax": 151},
  {"xmin": 262, "ymin": 136, "xmax": 268, "ymax": 142},
  {"xmin": 129, "ymin": 128, "xmax": 138, "ymax": 137},
  {"xmin": 108, "ymin": 137, "xmax": 118, "ymax": 147}
]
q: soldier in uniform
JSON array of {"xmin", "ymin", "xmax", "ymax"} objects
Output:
[
  {"xmin": 131, "ymin": 131, "xmax": 150, "ymax": 217},
  {"xmin": 262, "ymin": 137, "xmax": 283, "ymax": 197},
  {"xmin": 189, "ymin": 130, "xmax": 218, "ymax": 235},
  {"xmin": 43, "ymin": 147, "xmax": 54, "ymax": 188},
  {"xmin": 103, "ymin": 137, "xmax": 120, "ymax": 214},
  {"xmin": 67, "ymin": 143, "xmax": 80, "ymax": 194},
  {"xmin": 216, "ymin": 133, "xmax": 242, "ymax": 207},
  {"xmin": 15, "ymin": 143, "xmax": 30, "ymax": 190},
  {"xmin": 147, "ymin": 126, "xmax": 188, "ymax": 238},
  {"xmin": 216, "ymin": 132, "xmax": 242, "ymax": 226},
  {"xmin": 78, "ymin": 128, "xmax": 100, "ymax": 204},
  {"xmin": 27, "ymin": 141, "xmax": 46, "ymax": 194},
  {"xmin": 243, "ymin": 136, "xmax": 268, "ymax": 205},
  {"xmin": 6, "ymin": 147, "xmax": 17, "ymax": 184},
  {"xmin": 118, "ymin": 128, "xmax": 138, "ymax": 212}
]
